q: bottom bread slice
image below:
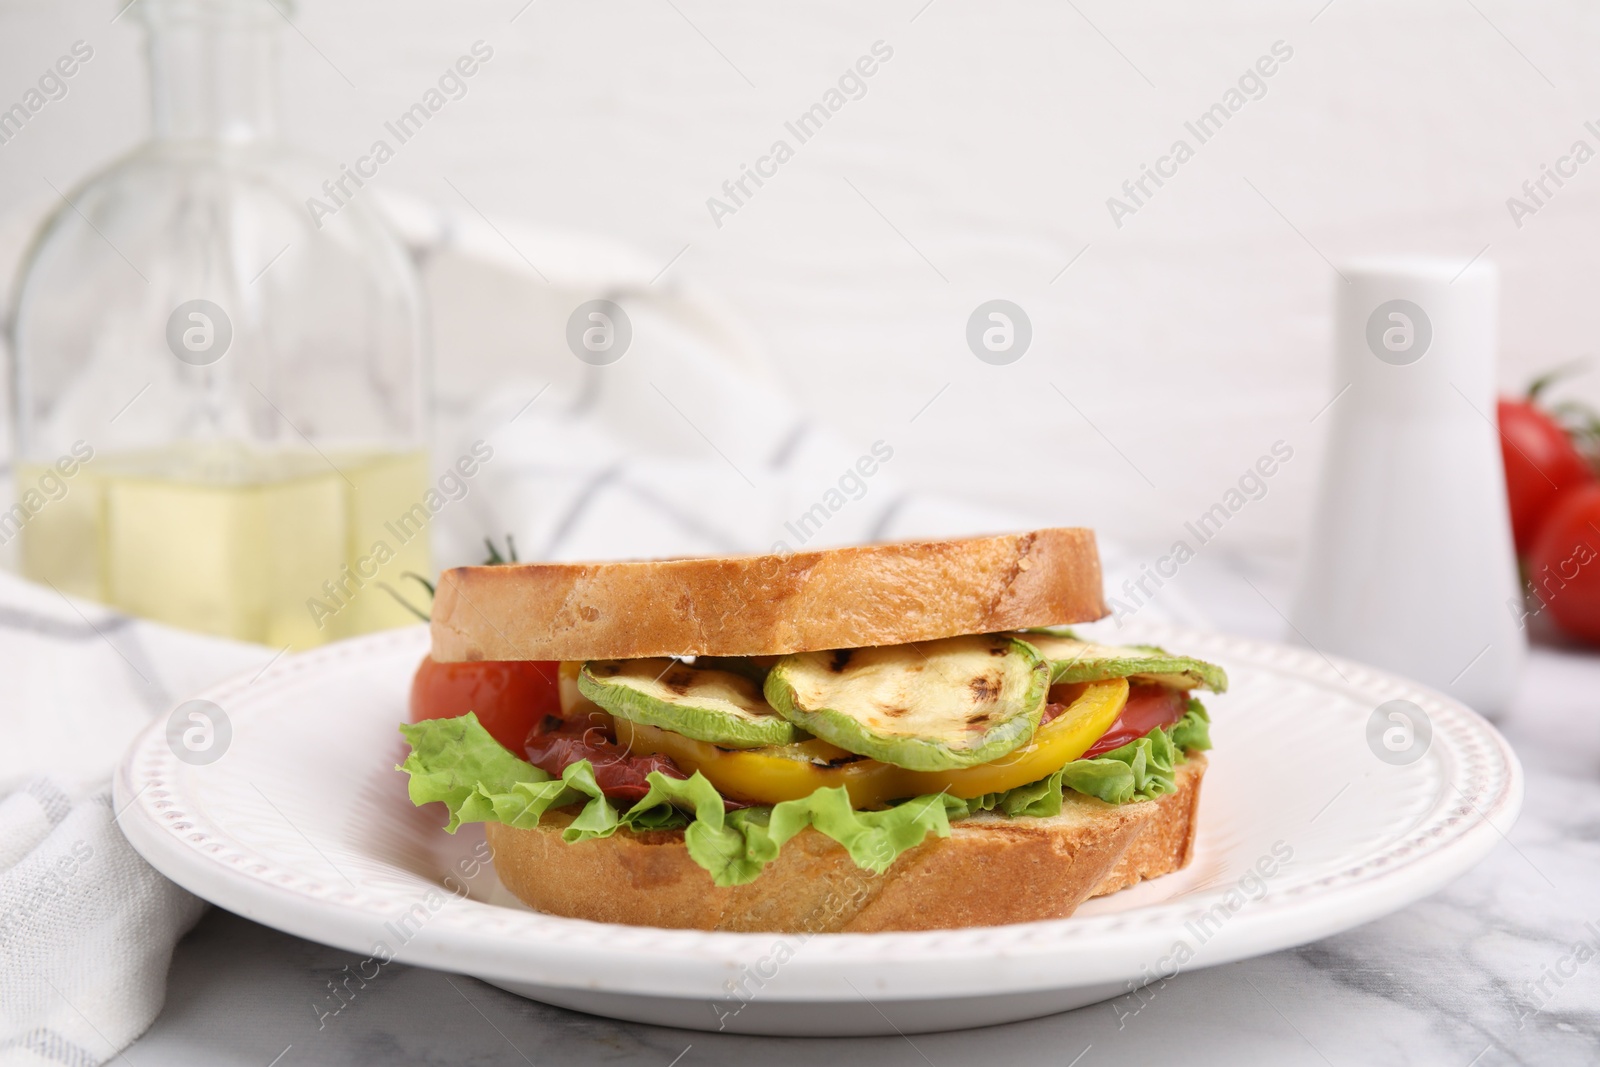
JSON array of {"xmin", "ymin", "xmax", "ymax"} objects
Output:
[{"xmin": 484, "ymin": 755, "xmax": 1205, "ymax": 933}]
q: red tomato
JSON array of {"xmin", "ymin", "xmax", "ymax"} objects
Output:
[
  {"xmin": 409, "ymin": 657, "xmax": 561, "ymax": 752},
  {"xmin": 1527, "ymin": 484, "xmax": 1600, "ymax": 644},
  {"xmin": 1081, "ymin": 683, "xmax": 1190, "ymax": 759},
  {"xmin": 1498, "ymin": 398, "xmax": 1594, "ymax": 556}
]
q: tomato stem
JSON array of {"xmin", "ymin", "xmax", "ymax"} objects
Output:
[{"xmin": 1527, "ymin": 358, "xmax": 1591, "ymax": 401}]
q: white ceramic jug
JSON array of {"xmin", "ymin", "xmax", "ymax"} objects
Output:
[{"xmin": 1290, "ymin": 259, "xmax": 1525, "ymax": 715}]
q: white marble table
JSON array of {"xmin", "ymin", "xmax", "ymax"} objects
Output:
[{"xmin": 128, "ymin": 555, "xmax": 1600, "ymax": 1066}]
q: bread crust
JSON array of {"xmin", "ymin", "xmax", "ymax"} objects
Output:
[
  {"xmin": 431, "ymin": 528, "xmax": 1107, "ymax": 662},
  {"xmin": 484, "ymin": 756, "xmax": 1205, "ymax": 933}
]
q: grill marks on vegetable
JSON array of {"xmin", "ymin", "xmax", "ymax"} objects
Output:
[
  {"xmin": 662, "ymin": 667, "xmax": 695, "ymax": 696},
  {"xmin": 968, "ymin": 673, "xmax": 1001, "ymax": 702},
  {"xmin": 763, "ymin": 633, "xmax": 1053, "ymax": 772},
  {"xmin": 964, "ymin": 669, "xmax": 1005, "ymax": 730},
  {"xmin": 570, "ymin": 634, "xmax": 1229, "ymax": 783}
]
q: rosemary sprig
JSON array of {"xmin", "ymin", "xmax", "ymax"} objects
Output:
[
  {"xmin": 379, "ymin": 535, "xmax": 518, "ymax": 622},
  {"xmin": 379, "ymin": 571, "xmax": 438, "ymax": 623},
  {"xmin": 482, "ymin": 535, "xmax": 519, "ymax": 565}
]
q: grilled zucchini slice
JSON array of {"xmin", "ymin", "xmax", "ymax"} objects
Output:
[
  {"xmin": 691, "ymin": 655, "xmax": 779, "ymax": 686},
  {"xmin": 1016, "ymin": 629, "xmax": 1228, "ymax": 692},
  {"xmin": 763, "ymin": 634, "xmax": 1051, "ymax": 771},
  {"xmin": 578, "ymin": 659, "xmax": 798, "ymax": 748}
]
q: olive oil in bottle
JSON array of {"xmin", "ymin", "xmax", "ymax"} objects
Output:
[
  {"xmin": 7, "ymin": 0, "xmax": 428, "ymax": 646},
  {"xmin": 18, "ymin": 445, "xmax": 430, "ymax": 649}
]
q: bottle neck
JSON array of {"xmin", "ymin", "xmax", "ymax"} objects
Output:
[{"xmin": 144, "ymin": 2, "xmax": 282, "ymax": 143}]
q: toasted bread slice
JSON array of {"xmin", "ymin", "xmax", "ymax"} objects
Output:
[
  {"xmin": 431, "ymin": 528, "xmax": 1106, "ymax": 662},
  {"xmin": 484, "ymin": 756, "xmax": 1204, "ymax": 932}
]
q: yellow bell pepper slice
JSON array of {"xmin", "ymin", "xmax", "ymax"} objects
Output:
[
  {"xmin": 558, "ymin": 661, "xmax": 604, "ymax": 718},
  {"xmin": 614, "ymin": 677, "xmax": 1129, "ymax": 808}
]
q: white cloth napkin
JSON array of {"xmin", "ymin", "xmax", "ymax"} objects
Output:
[
  {"xmin": 0, "ymin": 572, "xmax": 271, "ymax": 1066},
  {"xmin": 0, "ymin": 780, "xmax": 205, "ymax": 1067}
]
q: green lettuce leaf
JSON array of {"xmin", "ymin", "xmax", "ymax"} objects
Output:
[
  {"xmin": 398, "ymin": 716, "xmax": 682, "ymax": 836},
  {"xmin": 1046, "ymin": 700, "xmax": 1210, "ymax": 807},
  {"xmin": 397, "ymin": 700, "xmax": 1211, "ymax": 885},
  {"xmin": 397, "ymin": 714, "xmax": 965, "ymax": 887},
  {"xmin": 1170, "ymin": 698, "xmax": 1212, "ymax": 752},
  {"xmin": 961, "ymin": 700, "xmax": 1211, "ymax": 814},
  {"xmin": 397, "ymin": 713, "xmax": 549, "ymax": 831},
  {"xmin": 608, "ymin": 773, "xmax": 967, "ymax": 886}
]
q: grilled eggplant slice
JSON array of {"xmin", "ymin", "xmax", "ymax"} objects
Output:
[
  {"xmin": 578, "ymin": 659, "xmax": 798, "ymax": 748},
  {"xmin": 763, "ymin": 634, "xmax": 1051, "ymax": 771}
]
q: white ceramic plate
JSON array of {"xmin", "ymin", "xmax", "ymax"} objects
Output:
[{"xmin": 114, "ymin": 623, "xmax": 1521, "ymax": 1036}]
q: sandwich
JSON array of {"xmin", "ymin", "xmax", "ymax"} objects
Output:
[{"xmin": 397, "ymin": 528, "xmax": 1226, "ymax": 933}]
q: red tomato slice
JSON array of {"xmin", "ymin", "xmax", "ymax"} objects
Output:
[
  {"xmin": 1080, "ymin": 682, "xmax": 1190, "ymax": 759},
  {"xmin": 408, "ymin": 657, "xmax": 561, "ymax": 753}
]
